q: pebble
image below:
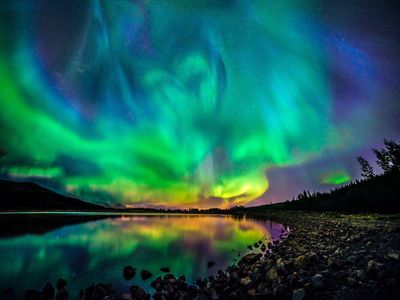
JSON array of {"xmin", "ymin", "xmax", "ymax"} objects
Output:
[{"xmin": 292, "ymin": 288, "xmax": 305, "ymax": 300}]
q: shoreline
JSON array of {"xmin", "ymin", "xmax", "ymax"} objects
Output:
[{"xmin": 5, "ymin": 211, "xmax": 400, "ymax": 299}]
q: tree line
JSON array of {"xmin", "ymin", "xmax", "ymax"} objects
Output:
[
  {"xmin": 244, "ymin": 139, "xmax": 400, "ymax": 213},
  {"xmin": 357, "ymin": 139, "xmax": 400, "ymax": 179}
]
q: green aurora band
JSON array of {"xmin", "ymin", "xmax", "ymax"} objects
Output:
[
  {"xmin": 321, "ymin": 170, "xmax": 351, "ymax": 185},
  {"xmin": 0, "ymin": 1, "xmax": 332, "ymax": 208}
]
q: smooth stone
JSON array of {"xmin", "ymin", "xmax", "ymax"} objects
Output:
[
  {"xmin": 160, "ymin": 267, "xmax": 170, "ymax": 273},
  {"xmin": 141, "ymin": 269, "xmax": 153, "ymax": 281},
  {"xmin": 123, "ymin": 265, "xmax": 136, "ymax": 280},
  {"xmin": 347, "ymin": 277, "xmax": 358, "ymax": 287},
  {"xmin": 293, "ymin": 252, "xmax": 317, "ymax": 270},
  {"xmin": 266, "ymin": 267, "xmax": 278, "ymax": 282},
  {"xmin": 56, "ymin": 278, "xmax": 67, "ymax": 290},
  {"xmin": 347, "ymin": 255, "xmax": 358, "ymax": 264},
  {"xmin": 311, "ymin": 274, "xmax": 324, "ymax": 288},
  {"xmin": 366, "ymin": 260, "xmax": 382, "ymax": 276},
  {"xmin": 293, "ymin": 255, "xmax": 305, "ymax": 270},
  {"xmin": 129, "ymin": 285, "xmax": 150, "ymax": 300},
  {"xmin": 356, "ymin": 269, "xmax": 367, "ymax": 281},
  {"xmin": 292, "ymin": 288, "xmax": 305, "ymax": 300},
  {"xmin": 207, "ymin": 261, "xmax": 215, "ymax": 268},
  {"xmin": 240, "ymin": 253, "xmax": 262, "ymax": 264},
  {"xmin": 92, "ymin": 284, "xmax": 113, "ymax": 299},
  {"xmin": 275, "ymin": 258, "xmax": 285, "ymax": 272},
  {"xmin": 240, "ymin": 277, "xmax": 252, "ymax": 286},
  {"xmin": 55, "ymin": 288, "xmax": 68, "ymax": 300},
  {"xmin": 41, "ymin": 283, "xmax": 55, "ymax": 300},
  {"xmin": 387, "ymin": 251, "xmax": 399, "ymax": 260}
]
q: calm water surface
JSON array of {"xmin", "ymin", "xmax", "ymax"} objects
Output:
[{"xmin": 0, "ymin": 214, "xmax": 288, "ymax": 298}]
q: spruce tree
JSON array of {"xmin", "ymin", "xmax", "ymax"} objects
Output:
[{"xmin": 357, "ymin": 156, "xmax": 374, "ymax": 179}]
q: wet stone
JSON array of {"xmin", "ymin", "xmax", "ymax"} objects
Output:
[
  {"xmin": 55, "ymin": 288, "xmax": 68, "ymax": 300},
  {"xmin": 56, "ymin": 278, "xmax": 67, "ymax": 290},
  {"xmin": 129, "ymin": 285, "xmax": 150, "ymax": 300},
  {"xmin": 41, "ymin": 283, "xmax": 55, "ymax": 300},
  {"xmin": 141, "ymin": 269, "xmax": 153, "ymax": 281},
  {"xmin": 292, "ymin": 288, "xmax": 305, "ymax": 300},
  {"xmin": 160, "ymin": 267, "xmax": 170, "ymax": 273},
  {"xmin": 311, "ymin": 274, "xmax": 324, "ymax": 289},
  {"xmin": 123, "ymin": 265, "xmax": 136, "ymax": 280},
  {"xmin": 207, "ymin": 261, "xmax": 215, "ymax": 268},
  {"xmin": 25, "ymin": 289, "xmax": 41, "ymax": 300}
]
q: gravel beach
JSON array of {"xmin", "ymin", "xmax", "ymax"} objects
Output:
[{"xmin": 20, "ymin": 212, "xmax": 400, "ymax": 300}]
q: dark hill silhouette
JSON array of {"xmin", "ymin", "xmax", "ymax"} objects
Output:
[{"xmin": 0, "ymin": 179, "xmax": 106, "ymax": 211}]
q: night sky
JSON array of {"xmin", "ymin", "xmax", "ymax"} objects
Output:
[{"xmin": 0, "ymin": 0, "xmax": 399, "ymax": 208}]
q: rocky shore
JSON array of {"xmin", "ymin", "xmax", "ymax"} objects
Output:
[{"xmin": 20, "ymin": 212, "xmax": 400, "ymax": 300}]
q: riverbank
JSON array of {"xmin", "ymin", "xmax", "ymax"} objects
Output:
[
  {"xmin": 234, "ymin": 211, "xmax": 400, "ymax": 299},
  {"xmin": 143, "ymin": 211, "xmax": 400, "ymax": 299},
  {"xmin": 19, "ymin": 211, "xmax": 400, "ymax": 300}
]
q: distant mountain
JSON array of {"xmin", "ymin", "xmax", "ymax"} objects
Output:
[{"xmin": 0, "ymin": 179, "xmax": 107, "ymax": 211}]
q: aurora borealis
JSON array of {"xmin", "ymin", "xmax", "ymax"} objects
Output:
[{"xmin": 0, "ymin": 1, "xmax": 399, "ymax": 208}]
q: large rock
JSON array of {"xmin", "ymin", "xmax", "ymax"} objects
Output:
[
  {"xmin": 129, "ymin": 285, "xmax": 150, "ymax": 300},
  {"xmin": 164, "ymin": 273, "xmax": 176, "ymax": 284},
  {"xmin": 41, "ymin": 283, "xmax": 55, "ymax": 300},
  {"xmin": 55, "ymin": 288, "xmax": 69, "ymax": 300},
  {"xmin": 124, "ymin": 265, "xmax": 136, "ymax": 280},
  {"xmin": 84, "ymin": 285, "xmax": 95, "ymax": 300},
  {"xmin": 151, "ymin": 277, "xmax": 164, "ymax": 292},
  {"xmin": 141, "ymin": 269, "xmax": 153, "ymax": 281},
  {"xmin": 56, "ymin": 278, "xmax": 67, "ymax": 290},
  {"xmin": 91, "ymin": 284, "xmax": 114, "ymax": 300}
]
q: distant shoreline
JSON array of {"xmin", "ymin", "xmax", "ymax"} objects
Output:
[{"xmin": 0, "ymin": 211, "xmax": 233, "ymax": 216}]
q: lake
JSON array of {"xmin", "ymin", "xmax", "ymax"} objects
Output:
[{"xmin": 0, "ymin": 213, "xmax": 288, "ymax": 298}]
